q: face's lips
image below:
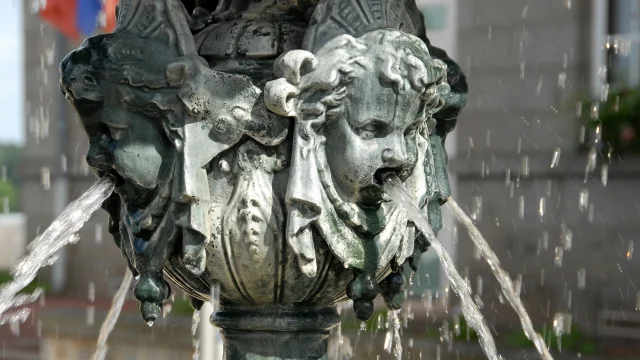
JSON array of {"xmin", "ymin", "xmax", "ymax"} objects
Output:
[{"xmin": 96, "ymin": 169, "xmax": 125, "ymax": 188}]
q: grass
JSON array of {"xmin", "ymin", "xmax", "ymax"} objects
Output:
[
  {"xmin": 344, "ymin": 309, "xmax": 600, "ymax": 355},
  {"xmin": 0, "ymin": 270, "xmax": 49, "ymax": 294},
  {"xmin": 171, "ymin": 298, "xmax": 195, "ymax": 317},
  {"xmin": 504, "ymin": 325, "xmax": 601, "ymax": 355}
]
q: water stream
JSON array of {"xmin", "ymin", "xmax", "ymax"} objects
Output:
[
  {"xmin": 446, "ymin": 197, "xmax": 553, "ymax": 360},
  {"xmin": 382, "ymin": 175, "xmax": 500, "ymax": 360},
  {"xmin": 0, "ymin": 176, "xmax": 115, "ymax": 322},
  {"xmin": 91, "ymin": 270, "xmax": 134, "ymax": 360}
]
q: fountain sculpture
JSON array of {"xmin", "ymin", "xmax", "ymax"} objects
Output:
[{"xmin": 58, "ymin": 0, "xmax": 468, "ymax": 358}]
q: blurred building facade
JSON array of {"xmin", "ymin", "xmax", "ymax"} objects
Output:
[
  {"xmin": 21, "ymin": 4, "xmax": 128, "ymax": 301},
  {"xmin": 454, "ymin": 0, "xmax": 640, "ymax": 337},
  {"xmin": 19, "ymin": 0, "xmax": 640, "ymax": 347}
]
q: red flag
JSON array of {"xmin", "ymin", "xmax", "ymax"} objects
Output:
[
  {"xmin": 103, "ymin": 0, "xmax": 120, "ymax": 33},
  {"xmin": 39, "ymin": 0, "xmax": 79, "ymax": 41}
]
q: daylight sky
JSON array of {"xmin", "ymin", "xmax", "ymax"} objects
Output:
[{"xmin": 0, "ymin": 1, "xmax": 22, "ymax": 144}]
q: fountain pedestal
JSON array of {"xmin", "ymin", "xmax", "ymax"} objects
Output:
[{"xmin": 212, "ymin": 306, "xmax": 339, "ymax": 360}]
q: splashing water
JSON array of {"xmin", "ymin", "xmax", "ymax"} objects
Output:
[
  {"xmin": 446, "ymin": 197, "xmax": 554, "ymax": 360},
  {"xmin": 382, "ymin": 175, "xmax": 500, "ymax": 360},
  {"xmin": 383, "ymin": 310, "xmax": 402, "ymax": 359},
  {"xmin": 91, "ymin": 270, "xmax": 134, "ymax": 360},
  {"xmin": 192, "ymin": 309, "xmax": 201, "ymax": 360},
  {"xmin": 0, "ymin": 177, "xmax": 115, "ymax": 321}
]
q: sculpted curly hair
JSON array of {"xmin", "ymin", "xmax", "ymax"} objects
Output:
[{"xmin": 294, "ymin": 29, "xmax": 450, "ymax": 126}]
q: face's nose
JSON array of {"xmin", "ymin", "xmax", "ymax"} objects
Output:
[
  {"xmin": 86, "ymin": 140, "xmax": 113, "ymax": 172},
  {"xmin": 381, "ymin": 136, "xmax": 409, "ymax": 168}
]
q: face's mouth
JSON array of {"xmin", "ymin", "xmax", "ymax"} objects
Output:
[
  {"xmin": 356, "ymin": 167, "xmax": 412, "ymax": 207},
  {"xmin": 96, "ymin": 169, "xmax": 125, "ymax": 188},
  {"xmin": 373, "ymin": 167, "xmax": 411, "ymax": 186}
]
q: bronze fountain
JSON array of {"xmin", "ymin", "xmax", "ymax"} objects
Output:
[{"xmin": 58, "ymin": 0, "xmax": 467, "ymax": 358}]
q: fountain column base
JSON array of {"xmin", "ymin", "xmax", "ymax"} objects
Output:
[{"xmin": 211, "ymin": 306, "xmax": 340, "ymax": 360}]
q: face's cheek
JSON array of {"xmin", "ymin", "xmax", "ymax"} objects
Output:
[
  {"xmin": 104, "ymin": 110, "xmax": 174, "ymax": 195},
  {"xmin": 323, "ymin": 118, "xmax": 384, "ymax": 199},
  {"xmin": 112, "ymin": 142, "xmax": 163, "ymax": 189}
]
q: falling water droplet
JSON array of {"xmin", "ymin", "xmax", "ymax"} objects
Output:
[
  {"xmin": 601, "ymin": 164, "xmax": 608, "ymax": 187},
  {"xmin": 95, "ymin": 224, "xmax": 103, "ymax": 244},
  {"xmin": 61, "ymin": 155, "xmax": 67, "ymax": 173},
  {"xmin": 567, "ymin": 290, "xmax": 573, "ymax": 309},
  {"xmin": 518, "ymin": 196, "xmax": 525, "ymax": 218},
  {"xmin": 578, "ymin": 189, "xmax": 589, "ymax": 212},
  {"xmin": 41, "ymin": 167, "xmax": 50, "ymax": 190},
  {"xmin": 453, "ymin": 314, "xmax": 461, "ymax": 336},
  {"xmin": 521, "ymin": 156, "xmax": 530, "ymax": 178},
  {"xmin": 477, "ymin": 275, "xmax": 484, "ymax": 297},
  {"xmin": 562, "ymin": 225, "xmax": 573, "ymax": 251},
  {"xmin": 162, "ymin": 303, "xmax": 172, "ymax": 318},
  {"xmin": 540, "ymin": 231, "xmax": 549, "ymax": 251},
  {"xmin": 558, "ymin": 72, "xmax": 567, "ymax": 89},
  {"xmin": 514, "ymin": 274, "xmax": 523, "ymax": 298},
  {"xmin": 587, "ymin": 204, "xmax": 595, "ymax": 222},
  {"xmin": 590, "ymin": 103, "xmax": 599, "ymax": 119},
  {"xmin": 554, "ymin": 247, "xmax": 563, "ymax": 267},
  {"xmin": 585, "ymin": 148, "xmax": 597, "ymax": 181},
  {"xmin": 86, "ymin": 305, "xmax": 95, "ymax": 326},
  {"xmin": 627, "ymin": 241, "xmax": 634, "ymax": 261},
  {"xmin": 553, "ymin": 313, "xmax": 566, "ymax": 337},
  {"xmin": 536, "ymin": 77, "xmax": 544, "ymax": 96},
  {"xmin": 360, "ymin": 321, "xmax": 367, "ymax": 332},
  {"xmin": 517, "ymin": 138, "xmax": 522, "ymax": 154},
  {"xmin": 505, "ymin": 168, "xmax": 511, "ymax": 186},
  {"xmin": 550, "ymin": 148, "xmax": 561, "ymax": 168},
  {"xmin": 88, "ymin": 282, "xmax": 95, "ymax": 302},
  {"xmin": 147, "ymin": 321, "xmax": 154, "ymax": 327},
  {"xmin": 509, "ymin": 182, "xmax": 515, "ymax": 199},
  {"xmin": 577, "ymin": 268, "xmax": 586, "ymax": 290},
  {"xmin": 471, "ymin": 196, "xmax": 483, "ymax": 223},
  {"xmin": 425, "ymin": 290, "xmax": 433, "ymax": 314},
  {"xmin": 539, "ymin": 197, "xmax": 546, "ymax": 220},
  {"xmin": 565, "ymin": 0, "xmax": 572, "ymax": 9},
  {"xmin": 9, "ymin": 320, "xmax": 19, "ymax": 336}
]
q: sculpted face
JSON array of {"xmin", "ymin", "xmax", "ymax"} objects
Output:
[
  {"xmin": 322, "ymin": 71, "xmax": 423, "ymax": 206},
  {"xmin": 88, "ymin": 100, "xmax": 174, "ymax": 208}
]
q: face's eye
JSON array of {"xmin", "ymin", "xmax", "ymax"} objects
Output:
[
  {"xmin": 356, "ymin": 120, "xmax": 388, "ymax": 140},
  {"xmin": 106, "ymin": 125, "xmax": 127, "ymax": 141}
]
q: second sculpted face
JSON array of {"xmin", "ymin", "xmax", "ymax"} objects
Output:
[{"xmin": 322, "ymin": 70, "xmax": 424, "ymax": 207}]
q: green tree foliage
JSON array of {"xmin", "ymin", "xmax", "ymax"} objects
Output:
[{"xmin": 0, "ymin": 143, "xmax": 22, "ymax": 212}]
